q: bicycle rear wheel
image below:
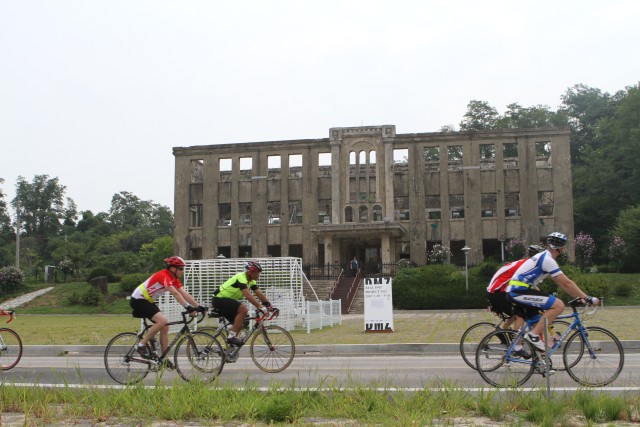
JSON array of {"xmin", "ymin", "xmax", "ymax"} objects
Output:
[
  {"xmin": 174, "ymin": 331, "xmax": 224, "ymax": 382},
  {"xmin": 563, "ymin": 326, "xmax": 624, "ymax": 387},
  {"xmin": 459, "ymin": 322, "xmax": 498, "ymax": 370},
  {"xmin": 250, "ymin": 325, "xmax": 295, "ymax": 373},
  {"xmin": 103, "ymin": 332, "xmax": 150, "ymax": 384},
  {"xmin": 0, "ymin": 328, "xmax": 23, "ymax": 370},
  {"xmin": 475, "ymin": 329, "xmax": 537, "ymax": 388}
]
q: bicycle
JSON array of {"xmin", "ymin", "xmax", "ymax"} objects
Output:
[
  {"xmin": 0, "ymin": 308, "xmax": 22, "ymax": 370},
  {"xmin": 460, "ymin": 308, "xmax": 569, "ymax": 371},
  {"xmin": 475, "ymin": 297, "xmax": 624, "ymax": 387},
  {"xmin": 104, "ymin": 310, "xmax": 224, "ymax": 384},
  {"xmin": 200, "ymin": 306, "xmax": 296, "ymax": 373}
]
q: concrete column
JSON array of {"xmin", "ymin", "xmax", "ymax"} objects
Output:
[
  {"xmin": 381, "ymin": 233, "xmax": 391, "ymax": 264},
  {"xmin": 202, "ymin": 155, "xmax": 219, "ymax": 259},
  {"xmin": 173, "ymin": 155, "xmax": 191, "ymax": 258},
  {"xmin": 330, "ymin": 129, "xmax": 342, "ymax": 224}
]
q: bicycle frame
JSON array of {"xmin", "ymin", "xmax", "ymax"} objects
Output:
[
  {"xmin": 504, "ymin": 297, "xmax": 596, "ymax": 365},
  {"xmin": 133, "ymin": 312, "xmax": 203, "ymax": 364},
  {"xmin": 0, "ymin": 308, "xmax": 15, "ymax": 323}
]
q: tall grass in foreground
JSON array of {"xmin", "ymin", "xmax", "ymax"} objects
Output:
[{"xmin": 1, "ymin": 381, "xmax": 639, "ymax": 426}]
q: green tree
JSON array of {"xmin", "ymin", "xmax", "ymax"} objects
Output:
[
  {"xmin": 0, "ymin": 179, "xmax": 12, "ymax": 240},
  {"xmin": 572, "ymin": 84, "xmax": 640, "ymax": 247},
  {"xmin": 560, "ymin": 84, "xmax": 621, "ymax": 164},
  {"xmin": 612, "ymin": 205, "xmax": 640, "ymax": 271},
  {"xmin": 495, "ymin": 103, "xmax": 568, "ymax": 129},
  {"xmin": 459, "ymin": 100, "xmax": 499, "ymax": 130},
  {"xmin": 12, "ymin": 175, "xmax": 71, "ymax": 238}
]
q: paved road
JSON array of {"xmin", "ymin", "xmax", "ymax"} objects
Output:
[{"xmin": 3, "ymin": 351, "xmax": 639, "ymax": 391}]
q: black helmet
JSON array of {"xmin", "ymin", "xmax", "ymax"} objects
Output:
[
  {"xmin": 527, "ymin": 244, "xmax": 544, "ymax": 257},
  {"xmin": 547, "ymin": 232, "xmax": 568, "ymax": 250}
]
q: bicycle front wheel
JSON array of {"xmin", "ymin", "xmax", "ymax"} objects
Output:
[
  {"xmin": 174, "ymin": 331, "xmax": 224, "ymax": 382},
  {"xmin": 103, "ymin": 332, "xmax": 150, "ymax": 385},
  {"xmin": 0, "ymin": 328, "xmax": 23, "ymax": 370},
  {"xmin": 250, "ymin": 325, "xmax": 295, "ymax": 373},
  {"xmin": 563, "ymin": 326, "xmax": 624, "ymax": 387},
  {"xmin": 459, "ymin": 322, "xmax": 497, "ymax": 370},
  {"xmin": 475, "ymin": 329, "xmax": 537, "ymax": 388}
]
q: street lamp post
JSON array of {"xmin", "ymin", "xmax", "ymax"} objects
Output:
[{"xmin": 462, "ymin": 246, "xmax": 471, "ymax": 292}]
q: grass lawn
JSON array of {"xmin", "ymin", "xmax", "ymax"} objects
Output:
[{"xmin": 3, "ymin": 274, "xmax": 640, "ymax": 345}]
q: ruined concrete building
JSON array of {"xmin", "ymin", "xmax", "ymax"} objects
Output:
[{"xmin": 173, "ymin": 125, "xmax": 573, "ymax": 267}]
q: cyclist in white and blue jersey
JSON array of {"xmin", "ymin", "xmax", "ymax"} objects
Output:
[{"xmin": 507, "ymin": 232, "xmax": 600, "ymax": 351}]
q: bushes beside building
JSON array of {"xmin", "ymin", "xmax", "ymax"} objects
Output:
[{"xmin": 392, "ymin": 264, "xmax": 486, "ymax": 309}]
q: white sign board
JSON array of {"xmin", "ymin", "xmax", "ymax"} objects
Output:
[{"xmin": 364, "ymin": 277, "xmax": 394, "ymax": 333}]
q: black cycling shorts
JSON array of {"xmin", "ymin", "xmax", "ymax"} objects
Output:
[
  {"xmin": 486, "ymin": 291, "xmax": 513, "ymax": 316},
  {"xmin": 211, "ymin": 296, "xmax": 242, "ymax": 324},
  {"xmin": 130, "ymin": 298, "xmax": 160, "ymax": 320}
]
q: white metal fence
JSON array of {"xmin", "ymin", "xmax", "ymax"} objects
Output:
[
  {"xmin": 156, "ymin": 257, "xmax": 340, "ymax": 333},
  {"xmin": 306, "ymin": 300, "xmax": 342, "ymax": 333}
]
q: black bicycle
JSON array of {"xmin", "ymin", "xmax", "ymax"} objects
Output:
[
  {"xmin": 104, "ymin": 310, "xmax": 224, "ymax": 384},
  {"xmin": 199, "ymin": 306, "xmax": 295, "ymax": 373}
]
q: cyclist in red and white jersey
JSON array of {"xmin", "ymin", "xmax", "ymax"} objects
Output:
[
  {"xmin": 130, "ymin": 256, "xmax": 205, "ymax": 358},
  {"xmin": 486, "ymin": 244, "xmax": 544, "ymax": 329}
]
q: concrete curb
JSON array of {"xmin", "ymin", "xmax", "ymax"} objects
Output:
[{"xmin": 22, "ymin": 341, "xmax": 640, "ymax": 357}]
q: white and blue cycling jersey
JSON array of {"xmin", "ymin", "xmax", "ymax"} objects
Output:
[{"xmin": 507, "ymin": 250, "xmax": 563, "ymax": 311}]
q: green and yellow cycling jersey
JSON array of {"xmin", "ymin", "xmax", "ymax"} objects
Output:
[{"xmin": 215, "ymin": 272, "xmax": 258, "ymax": 300}]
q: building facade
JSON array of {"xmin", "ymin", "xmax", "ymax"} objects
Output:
[{"xmin": 173, "ymin": 125, "xmax": 574, "ymax": 267}]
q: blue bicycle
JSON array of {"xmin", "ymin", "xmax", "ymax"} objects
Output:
[{"xmin": 475, "ymin": 297, "xmax": 624, "ymax": 387}]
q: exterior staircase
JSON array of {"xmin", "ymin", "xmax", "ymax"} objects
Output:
[{"xmin": 329, "ymin": 274, "xmax": 362, "ymax": 314}]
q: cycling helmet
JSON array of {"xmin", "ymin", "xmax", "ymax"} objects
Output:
[
  {"xmin": 244, "ymin": 260, "xmax": 263, "ymax": 273},
  {"xmin": 164, "ymin": 256, "xmax": 186, "ymax": 268},
  {"xmin": 547, "ymin": 232, "xmax": 568, "ymax": 250},
  {"xmin": 527, "ymin": 244, "xmax": 544, "ymax": 257}
]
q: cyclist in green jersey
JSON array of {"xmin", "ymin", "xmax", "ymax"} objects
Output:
[{"xmin": 211, "ymin": 260, "xmax": 271, "ymax": 346}]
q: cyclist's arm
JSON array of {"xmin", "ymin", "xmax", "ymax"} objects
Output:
[
  {"xmin": 241, "ymin": 288, "xmax": 264, "ymax": 309},
  {"xmin": 252, "ymin": 288, "xmax": 270, "ymax": 306},
  {"xmin": 552, "ymin": 273, "xmax": 588, "ymax": 300},
  {"xmin": 167, "ymin": 286, "xmax": 197, "ymax": 309}
]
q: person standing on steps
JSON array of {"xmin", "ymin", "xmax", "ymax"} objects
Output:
[{"xmin": 350, "ymin": 256, "xmax": 359, "ymax": 277}]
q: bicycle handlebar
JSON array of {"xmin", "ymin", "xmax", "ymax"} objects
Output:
[
  {"xmin": 181, "ymin": 309, "xmax": 207, "ymax": 325},
  {"xmin": 0, "ymin": 308, "xmax": 15, "ymax": 323},
  {"xmin": 256, "ymin": 307, "xmax": 280, "ymax": 322},
  {"xmin": 567, "ymin": 296, "xmax": 603, "ymax": 319}
]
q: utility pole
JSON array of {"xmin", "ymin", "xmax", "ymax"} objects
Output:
[{"xmin": 15, "ymin": 202, "xmax": 20, "ymax": 269}]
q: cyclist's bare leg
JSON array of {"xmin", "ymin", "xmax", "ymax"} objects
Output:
[
  {"xmin": 531, "ymin": 300, "xmax": 564, "ymax": 336},
  {"xmin": 500, "ymin": 315, "xmax": 516, "ymax": 329},
  {"xmin": 231, "ymin": 304, "xmax": 249, "ymax": 335},
  {"xmin": 140, "ymin": 312, "xmax": 169, "ymax": 350}
]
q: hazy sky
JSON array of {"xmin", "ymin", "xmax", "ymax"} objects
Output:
[{"xmin": 1, "ymin": 0, "xmax": 638, "ymax": 215}]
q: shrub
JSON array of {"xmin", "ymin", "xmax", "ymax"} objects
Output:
[
  {"xmin": 607, "ymin": 236, "xmax": 627, "ymax": 273},
  {"xmin": 82, "ymin": 287, "xmax": 104, "ymax": 306},
  {"xmin": 86, "ymin": 267, "xmax": 117, "ymax": 284},
  {"xmin": 393, "ymin": 264, "xmax": 485, "ymax": 309},
  {"xmin": 613, "ymin": 282, "xmax": 633, "ymax": 298},
  {"xmin": 478, "ymin": 258, "xmax": 500, "ymax": 279},
  {"xmin": 575, "ymin": 232, "xmax": 596, "ymax": 272},
  {"xmin": 0, "ymin": 266, "xmax": 26, "ymax": 295},
  {"xmin": 427, "ymin": 244, "xmax": 451, "ymax": 264},
  {"xmin": 120, "ymin": 273, "xmax": 148, "ymax": 293},
  {"xmin": 505, "ymin": 238, "xmax": 526, "ymax": 261},
  {"xmin": 66, "ymin": 291, "xmax": 81, "ymax": 305}
]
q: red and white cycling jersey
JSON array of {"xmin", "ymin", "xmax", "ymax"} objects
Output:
[
  {"xmin": 131, "ymin": 269, "xmax": 182, "ymax": 302},
  {"xmin": 486, "ymin": 259, "xmax": 527, "ymax": 293}
]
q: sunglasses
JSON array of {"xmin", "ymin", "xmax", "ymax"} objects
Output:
[{"xmin": 176, "ymin": 266, "xmax": 184, "ymax": 271}]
